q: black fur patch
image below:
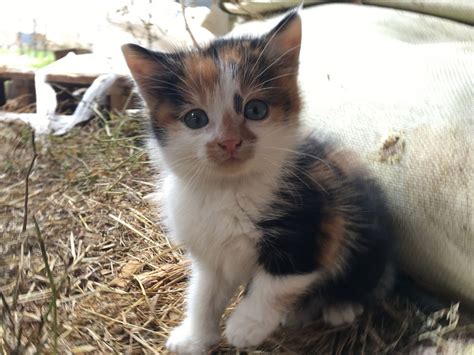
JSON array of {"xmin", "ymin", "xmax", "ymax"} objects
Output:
[
  {"xmin": 317, "ymin": 215, "xmax": 393, "ymax": 304},
  {"xmin": 233, "ymin": 94, "xmax": 243, "ymax": 114},
  {"xmin": 256, "ymin": 136, "xmax": 393, "ymax": 303},
  {"xmin": 150, "ymin": 121, "xmax": 167, "ymax": 146},
  {"xmin": 149, "ymin": 73, "xmax": 187, "ymax": 107},
  {"xmin": 257, "ymin": 139, "xmax": 328, "ymax": 275},
  {"xmin": 148, "ymin": 53, "xmax": 188, "ymax": 107}
]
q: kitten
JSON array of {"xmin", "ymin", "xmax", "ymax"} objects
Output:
[{"xmin": 122, "ymin": 10, "xmax": 394, "ymax": 354}]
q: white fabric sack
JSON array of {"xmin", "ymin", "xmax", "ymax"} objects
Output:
[{"xmin": 232, "ymin": 4, "xmax": 474, "ymax": 307}]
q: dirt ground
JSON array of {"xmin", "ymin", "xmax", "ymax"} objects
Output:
[{"xmin": 1, "ymin": 115, "xmax": 473, "ymax": 354}]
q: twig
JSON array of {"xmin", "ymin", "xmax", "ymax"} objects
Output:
[
  {"xmin": 0, "ymin": 292, "xmax": 15, "ymax": 342},
  {"xmin": 0, "ymin": 292, "xmax": 12, "ymax": 318},
  {"xmin": 180, "ymin": 1, "xmax": 201, "ymax": 49},
  {"xmin": 81, "ymin": 307, "xmax": 166, "ymax": 337},
  {"xmin": 34, "ymin": 216, "xmax": 59, "ymax": 354},
  {"xmin": 12, "ymin": 128, "xmax": 38, "ymax": 309},
  {"xmin": 22, "ymin": 129, "xmax": 38, "ymax": 232}
]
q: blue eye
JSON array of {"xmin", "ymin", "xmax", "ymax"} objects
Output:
[
  {"xmin": 244, "ymin": 100, "xmax": 268, "ymax": 120},
  {"xmin": 183, "ymin": 109, "xmax": 209, "ymax": 129}
]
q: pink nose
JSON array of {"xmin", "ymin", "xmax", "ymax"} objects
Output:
[{"xmin": 218, "ymin": 139, "xmax": 242, "ymax": 155}]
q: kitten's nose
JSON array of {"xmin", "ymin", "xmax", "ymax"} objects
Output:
[{"xmin": 218, "ymin": 139, "xmax": 242, "ymax": 155}]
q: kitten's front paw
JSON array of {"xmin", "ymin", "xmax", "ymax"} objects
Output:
[
  {"xmin": 225, "ymin": 311, "xmax": 275, "ymax": 348},
  {"xmin": 166, "ymin": 322, "xmax": 220, "ymax": 354},
  {"xmin": 322, "ymin": 303, "xmax": 363, "ymax": 326}
]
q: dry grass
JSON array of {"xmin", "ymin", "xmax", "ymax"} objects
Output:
[{"xmin": 1, "ymin": 114, "xmax": 473, "ymax": 354}]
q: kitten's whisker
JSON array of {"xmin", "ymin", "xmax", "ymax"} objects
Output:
[
  {"xmin": 186, "ymin": 164, "xmax": 206, "ymax": 190},
  {"xmin": 260, "ymin": 155, "xmax": 313, "ymax": 192},
  {"xmin": 145, "ymin": 57, "xmax": 203, "ymax": 102},
  {"xmin": 148, "ymin": 56, "xmax": 193, "ymax": 90},
  {"xmin": 166, "ymin": 156, "xmax": 197, "ymax": 171},
  {"xmin": 143, "ymin": 85, "xmax": 193, "ymax": 99},
  {"xmin": 143, "ymin": 79, "xmax": 196, "ymax": 99},
  {"xmin": 245, "ymin": 86, "xmax": 280, "ymax": 98},
  {"xmin": 261, "ymin": 149, "xmax": 329, "ymax": 194},
  {"xmin": 250, "ymin": 44, "xmax": 301, "ymax": 88},
  {"xmin": 247, "ymin": 13, "xmax": 297, "ymax": 88},
  {"xmin": 252, "ymin": 72, "xmax": 299, "ymax": 90},
  {"xmin": 265, "ymin": 146, "xmax": 332, "ymax": 170},
  {"xmin": 253, "ymin": 122, "xmax": 302, "ymax": 141},
  {"xmin": 260, "ymin": 155, "xmax": 307, "ymax": 202},
  {"xmin": 179, "ymin": 161, "xmax": 203, "ymax": 190}
]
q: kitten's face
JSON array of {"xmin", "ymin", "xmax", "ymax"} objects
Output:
[{"xmin": 123, "ymin": 12, "xmax": 302, "ymax": 180}]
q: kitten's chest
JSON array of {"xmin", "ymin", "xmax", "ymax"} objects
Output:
[{"xmin": 163, "ymin": 177, "xmax": 272, "ymax": 249}]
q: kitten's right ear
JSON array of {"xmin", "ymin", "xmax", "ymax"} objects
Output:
[
  {"xmin": 122, "ymin": 44, "xmax": 164, "ymax": 87},
  {"xmin": 264, "ymin": 9, "xmax": 302, "ymax": 66}
]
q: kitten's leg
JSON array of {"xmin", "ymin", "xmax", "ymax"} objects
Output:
[
  {"xmin": 225, "ymin": 270, "xmax": 320, "ymax": 348},
  {"xmin": 167, "ymin": 262, "xmax": 237, "ymax": 354},
  {"xmin": 320, "ymin": 262, "xmax": 395, "ymax": 327},
  {"xmin": 322, "ymin": 303, "xmax": 364, "ymax": 326},
  {"xmin": 280, "ymin": 296, "xmax": 322, "ymax": 328}
]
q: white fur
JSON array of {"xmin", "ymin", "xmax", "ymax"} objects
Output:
[
  {"xmin": 322, "ymin": 303, "xmax": 364, "ymax": 326},
  {"xmin": 225, "ymin": 271, "xmax": 322, "ymax": 348},
  {"xmin": 160, "ymin": 158, "xmax": 291, "ymax": 354},
  {"xmin": 145, "ymin": 23, "xmax": 304, "ymax": 354},
  {"xmin": 166, "ymin": 261, "xmax": 238, "ymax": 354},
  {"xmin": 156, "ymin": 115, "xmax": 302, "ymax": 353}
]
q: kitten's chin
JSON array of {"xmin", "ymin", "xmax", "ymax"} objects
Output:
[
  {"xmin": 212, "ymin": 157, "xmax": 252, "ymax": 176},
  {"xmin": 204, "ymin": 150, "xmax": 258, "ymax": 178}
]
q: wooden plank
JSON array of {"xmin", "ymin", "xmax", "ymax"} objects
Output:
[
  {"xmin": 0, "ymin": 70, "xmax": 98, "ymax": 86},
  {"xmin": 0, "ymin": 69, "xmax": 35, "ymax": 81},
  {"xmin": 1, "ymin": 52, "xmax": 128, "ymax": 87},
  {"xmin": 45, "ymin": 73, "xmax": 98, "ymax": 85},
  {"xmin": 7, "ymin": 79, "xmax": 36, "ymax": 104}
]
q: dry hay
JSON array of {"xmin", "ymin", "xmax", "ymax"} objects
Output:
[{"xmin": 1, "ymin": 114, "xmax": 473, "ymax": 354}]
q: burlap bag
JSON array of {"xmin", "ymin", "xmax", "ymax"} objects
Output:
[{"xmin": 232, "ymin": 4, "xmax": 474, "ymax": 307}]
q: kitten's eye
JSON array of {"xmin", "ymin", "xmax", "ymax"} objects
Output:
[
  {"xmin": 244, "ymin": 100, "xmax": 268, "ymax": 120},
  {"xmin": 183, "ymin": 109, "xmax": 209, "ymax": 129}
]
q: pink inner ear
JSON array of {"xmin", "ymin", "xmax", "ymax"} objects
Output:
[
  {"xmin": 268, "ymin": 14, "xmax": 302, "ymax": 61},
  {"xmin": 122, "ymin": 45, "xmax": 157, "ymax": 80},
  {"xmin": 125, "ymin": 55, "xmax": 151, "ymax": 78}
]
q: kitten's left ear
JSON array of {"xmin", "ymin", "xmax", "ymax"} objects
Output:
[
  {"xmin": 122, "ymin": 44, "xmax": 166, "ymax": 88},
  {"xmin": 265, "ymin": 9, "xmax": 302, "ymax": 65}
]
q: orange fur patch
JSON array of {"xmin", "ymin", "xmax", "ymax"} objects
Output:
[
  {"xmin": 183, "ymin": 55, "xmax": 219, "ymax": 96},
  {"xmin": 219, "ymin": 47, "xmax": 243, "ymax": 64},
  {"xmin": 319, "ymin": 214, "xmax": 348, "ymax": 270},
  {"xmin": 326, "ymin": 149, "xmax": 364, "ymax": 177}
]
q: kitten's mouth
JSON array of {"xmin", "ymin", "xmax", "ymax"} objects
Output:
[
  {"xmin": 224, "ymin": 155, "xmax": 241, "ymax": 162},
  {"xmin": 213, "ymin": 155, "xmax": 249, "ymax": 171},
  {"xmin": 206, "ymin": 147, "xmax": 255, "ymax": 172},
  {"xmin": 221, "ymin": 155, "xmax": 244, "ymax": 165}
]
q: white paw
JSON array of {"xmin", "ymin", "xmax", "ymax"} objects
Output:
[
  {"xmin": 166, "ymin": 322, "xmax": 220, "ymax": 354},
  {"xmin": 322, "ymin": 303, "xmax": 363, "ymax": 326},
  {"xmin": 225, "ymin": 311, "xmax": 277, "ymax": 348}
]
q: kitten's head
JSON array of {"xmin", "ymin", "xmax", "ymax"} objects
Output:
[{"xmin": 122, "ymin": 11, "xmax": 302, "ymax": 181}]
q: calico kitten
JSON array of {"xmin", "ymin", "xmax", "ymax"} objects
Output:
[{"xmin": 122, "ymin": 10, "xmax": 393, "ymax": 354}]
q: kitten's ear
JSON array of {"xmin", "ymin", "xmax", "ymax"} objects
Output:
[
  {"xmin": 265, "ymin": 10, "xmax": 302, "ymax": 65},
  {"xmin": 122, "ymin": 44, "xmax": 165, "ymax": 87}
]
